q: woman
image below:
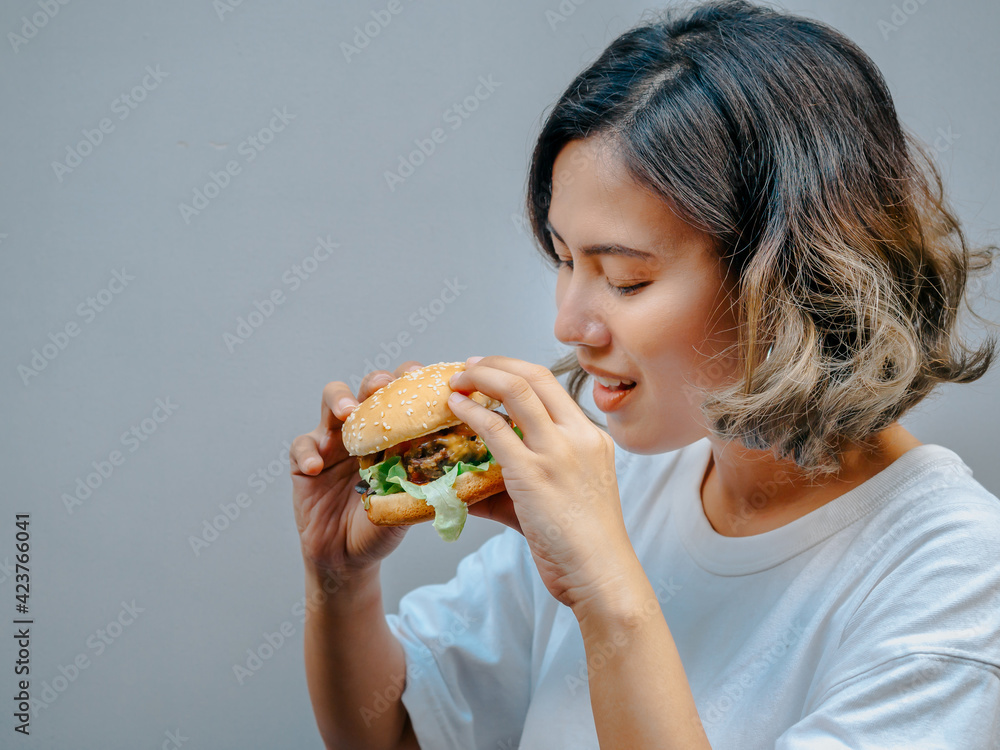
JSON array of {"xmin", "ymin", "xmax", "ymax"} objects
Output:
[{"xmin": 290, "ymin": 1, "xmax": 999, "ymax": 747}]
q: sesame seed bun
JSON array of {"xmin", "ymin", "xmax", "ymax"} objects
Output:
[
  {"xmin": 341, "ymin": 361, "xmax": 507, "ymax": 531},
  {"xmin": 342, "ymin": 361, "xmax": 501, "ymax": 457}
]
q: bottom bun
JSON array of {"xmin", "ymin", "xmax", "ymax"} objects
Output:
[{"xmin": 364, "ymin": 462, "xmax": 505, "ymax": 526}]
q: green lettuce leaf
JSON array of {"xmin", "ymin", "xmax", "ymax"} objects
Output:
[
  {"xmin": 357, "ymin": 422, "xmax": 523, "ymax": 542},
  {"xmin": 359, "ymin": 454, "xmax": 493, "ymax": 542}
]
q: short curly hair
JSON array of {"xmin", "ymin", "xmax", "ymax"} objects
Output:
[{"xmin": 526, "ymin": 0, "xmax": 997, "ymax": 477}]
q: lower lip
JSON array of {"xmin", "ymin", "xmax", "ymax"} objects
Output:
[{"xmin": 592, "ymin": 380, "xmax": 637, "ymax": 412}]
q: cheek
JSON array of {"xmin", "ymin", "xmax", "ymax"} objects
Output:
[
  {"xmin": 630, "ymin": 286, "xmax": 736, "ymax": 398},
  {"xmin": 626, "ymin": 288, "xmax": 708, "ymax": 367}
]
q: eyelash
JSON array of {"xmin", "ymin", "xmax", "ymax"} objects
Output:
[{"xmin": 554, "ymin": 258, "xmax": 649, "ymax": 296}]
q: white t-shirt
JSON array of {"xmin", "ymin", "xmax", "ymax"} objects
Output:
[{"xmin": 386, "ymin": 438, "xmax": 1000, "ymax": 749}]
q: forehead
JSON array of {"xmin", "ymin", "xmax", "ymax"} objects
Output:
[{"xmin": 548, "ymin": 138, "xmax": 710, "ymax": 257}]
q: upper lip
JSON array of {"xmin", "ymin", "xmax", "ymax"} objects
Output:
[{"xmin": 579, "ymin": 364, "xmax": 636, "ymax": 382}]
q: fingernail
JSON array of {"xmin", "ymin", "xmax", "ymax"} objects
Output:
[
  {"xmin": 466, "ymin": 356, "xmax": 484, "ymax": 366},
  {"xmin": 448, "ymin": 391, "xmax": 470, "ymax": 405},
  {"xmin": 336, "ymin": 398, "xmax": 355, "ymax": 416}
]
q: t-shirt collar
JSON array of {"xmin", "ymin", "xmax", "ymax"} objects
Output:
[{"xmin": 675, "ymin": 437, "xmax": 966, "ymax": 576}]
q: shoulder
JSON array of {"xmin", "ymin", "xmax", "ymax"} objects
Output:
[
  {"xmin": 836, "ymin": 446, "xmax": 1000, "ymax": 668},
  {"xmin": 855, "ymin": 444, "xmax": 1000, "ymax": 563}
]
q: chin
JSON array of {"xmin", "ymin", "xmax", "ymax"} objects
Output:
[{"xmin": 605, "ymin": 410, "xmax": 707, "ymax": 456}]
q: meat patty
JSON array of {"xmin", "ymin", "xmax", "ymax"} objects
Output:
[{"xmin": 356, "ymin": 413, "xmax": 512, "ymax": 486}]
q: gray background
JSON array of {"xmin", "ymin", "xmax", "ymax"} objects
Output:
[{"xmin": 0, "ymin": 0, "xmax": 996, "ymax": 747}]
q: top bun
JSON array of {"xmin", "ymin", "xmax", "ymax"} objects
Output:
[{"xmin": 342, "ymin": 361, "xmax": 501, "ymax": 456}]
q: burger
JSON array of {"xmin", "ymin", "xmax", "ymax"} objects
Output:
[{"xmin": 341, "ymin": 361, "xmax": 520, "ymax": 541}]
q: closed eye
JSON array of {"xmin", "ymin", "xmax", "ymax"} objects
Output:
[{"xmin": 555, "ymin": 257, "xmax": 650, "ymax": 296}]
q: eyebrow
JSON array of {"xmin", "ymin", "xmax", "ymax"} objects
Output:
[{"xmin": 545, "ymin": 219, "xmax": 657, "ymax": 261}]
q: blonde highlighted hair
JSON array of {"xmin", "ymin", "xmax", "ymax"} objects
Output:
[{"xmin": 526, "ymin": 0, "xmax": 996, "ymax": 477}]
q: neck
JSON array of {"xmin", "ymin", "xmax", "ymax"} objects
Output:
[{"xmin": 700, "ymin": 423, "xmax": 922, "ymax": 537}]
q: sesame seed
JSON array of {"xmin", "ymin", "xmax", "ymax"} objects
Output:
[
  {"xmin": 383, "ymin": 436, "xmax": 389, "ymax": 442},
  {"xmin": 422, "ymin": 422, "xmax": 428, "ymax": 429}
]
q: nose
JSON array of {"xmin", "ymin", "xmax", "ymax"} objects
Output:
[{"xmin": 554, "ymin": 277, "xmax": 611, "ymax": 348}]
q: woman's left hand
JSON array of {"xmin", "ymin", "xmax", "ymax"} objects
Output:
[{"xmin": 447, "ymin": 355, "xmax": 635, "ymax": 614}]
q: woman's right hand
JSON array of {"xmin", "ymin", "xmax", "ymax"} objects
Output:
[{"xmin": 290, "ymin": 361, "xmax": 424, "ymax": 579}]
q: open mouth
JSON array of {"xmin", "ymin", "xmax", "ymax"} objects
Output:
[
  {"xmin": 592, "ymin": 375, "xmax": 637, "ymax": 392},
  {"xmin": 591, "ymin": 376, "xmax": 638, "ymax": 413}
]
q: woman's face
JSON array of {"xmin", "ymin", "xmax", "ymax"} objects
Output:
[{"xmin": 549, "ymin": 137, "xmax": 741, "ymax": 454}]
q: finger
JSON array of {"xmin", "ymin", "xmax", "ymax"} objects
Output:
[
  {"xmin": 319, "ymin": 380, "xmax": 364, "ymax": 433},
  {"xmin": 452, "ymin": 355, "xmax": 582, "ymax": 427},
  {"xmin": 447, "ymin": 359, "xmax": 558, "ymax": 449},
  {"xmin": 342, "ymin": 365, "xmax": 422, "ymax": 424},
  {"xmin": 358, "ymin": 369, "xmax": 396, "ymax": 402},
  {"xmin": 468, "ymin": 492, "xmax": 522, "ymax": 535},
  {"xmin": 394, "ymin": 360, "xmax": 424, "ymax": 378},
  {"xmin": 447, "ymin": 390, "xmax": 527, "ymax": 469},
  {"xmin": 290, "ymin": 433, "xmax": 324, "ymax": 476},
  {"xmin": 319, "ymin": 370, "xmax": 395, "ymax": 433}
]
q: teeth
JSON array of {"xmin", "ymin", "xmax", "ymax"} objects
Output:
[{"xmin": 594, "ymin": 375, "xmax": 636, "ymax": 388}]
